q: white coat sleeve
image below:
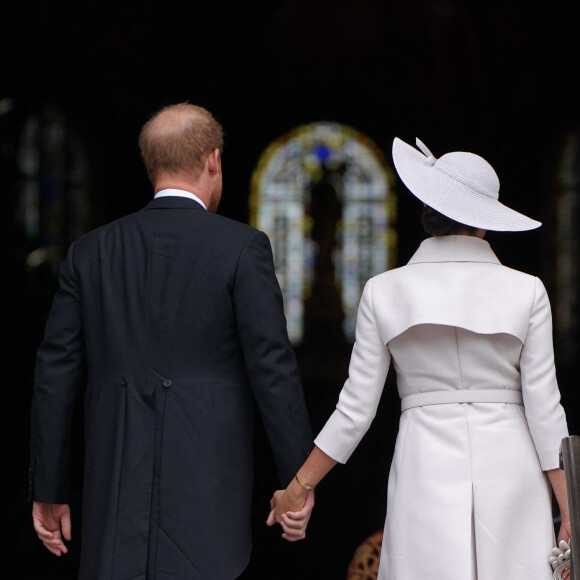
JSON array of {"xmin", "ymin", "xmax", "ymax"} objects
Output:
[
  {"xmin": 520, "ymin": 277, "xmax": 568, "ymax": 470},
  {"xmin": 314, "ymin": 278, "xmax": 391, "ymax": 463}
]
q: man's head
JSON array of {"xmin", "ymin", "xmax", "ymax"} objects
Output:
[{"xmin": 139, "ymin": 103, "xmax": 224, "ymax": 211}]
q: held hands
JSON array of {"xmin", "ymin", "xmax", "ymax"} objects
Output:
[
  {"xmin": 32, "ymin": 501, "xmax": 71, "ymax": 556},
  {"xmin": 266, "ymin": 481, "xmax": 315, "ymax": 542}
]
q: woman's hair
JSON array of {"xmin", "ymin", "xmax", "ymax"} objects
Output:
[{"xmin": 421, "ymin": 206, "xmax": 478, "ymax": 236}]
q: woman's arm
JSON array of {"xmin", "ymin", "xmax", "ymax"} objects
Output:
[
  {"xmin": 547, "ymin": 468, "xmax": 571, "ymax": 544},
  {"xmin": 520, "ymin": 278, "xmax": 568, "ymax": 470},
  {"xmin": 266, "ymin": 279, "xmax": 390, "ymax": 540}
]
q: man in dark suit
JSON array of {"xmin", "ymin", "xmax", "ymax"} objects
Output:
[{"xmin": 30, "ymin": 103, "xmax": 314, "ymax": 579}]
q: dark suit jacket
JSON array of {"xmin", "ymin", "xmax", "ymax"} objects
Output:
[{"xmin": 30, "ymin": 196, "xmax": 313, "ymax": 580}]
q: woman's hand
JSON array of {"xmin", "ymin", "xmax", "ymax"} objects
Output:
[
  {"xmin": 266, "ymin": 488, "xmax": 315, "ymax": 541},
  {"xmin": 268, "ymin": 481, "xmax": 307, "ymax": 523},
  {"xmin": 557, "ymin": 518, "xmax": 571, "ymax": 546}
]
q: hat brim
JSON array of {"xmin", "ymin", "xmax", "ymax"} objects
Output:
[{"xmin": 392, "ymin": 138, "xmax": 541, "ymax": 232}]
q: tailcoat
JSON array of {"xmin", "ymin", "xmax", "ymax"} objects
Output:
[
  {"xmin": 315, "ymin": 235, "xmax": 568, "ymax": 580},
  {"xmin": 30, "ymin": 195, "xmax": 313, "ymax": 580}
]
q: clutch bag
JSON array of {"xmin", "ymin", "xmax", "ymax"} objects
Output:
[{"xmin": 549, "ymin": 539, "xmax": 571, "ymax": 580}]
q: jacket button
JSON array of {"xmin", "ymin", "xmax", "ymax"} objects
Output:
[
  {"xmin": 162, "ymin": 379, "xmax": 172, "ymax": 388},
  {"xmin": 120, "ymin": 377, "xmax": 128, "ymax": 386}
]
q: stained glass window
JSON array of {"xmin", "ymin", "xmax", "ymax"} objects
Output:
[
  {"xmin": 250, "ymin": 122, "xmax": 396, "ymax": 345},
  {"xmin": 16, "ymin": 106, "xmax": 90, "ymax": 270},
  {"xmin": 553, "ymin": 132, "xmax": 580, "ymax": 364}
]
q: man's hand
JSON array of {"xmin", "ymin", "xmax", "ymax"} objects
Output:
[
  {"xmin": 32, "ymin": 501, "xmax": 71, "ymax": 556},
  {"xmin": 266, "ymin": 488, "xmax": 315, "ymax": 542}
]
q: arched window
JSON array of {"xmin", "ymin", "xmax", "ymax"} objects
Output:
[
  {"xmin": 250, "ymin": 122, "xmax": 396, "ymax": 345},
  {"xmin": 17, "ymin": 105, "xmax": 90, "ymax": 271},
  {"xmin": 553, "ymin": 132, "xmax": 580, "ymax": 364}
]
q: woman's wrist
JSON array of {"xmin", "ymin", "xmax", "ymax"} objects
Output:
[
  {"xmin": 295, "ymin": 473, "xmax": 316, "ymax": 491},
  {"xmin": 287, "ymin": 476, "xmax": 312, "ymax": 503}
]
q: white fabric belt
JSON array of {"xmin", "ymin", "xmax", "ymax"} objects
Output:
[{"xmin": 401, "ymin": 389, "xmax": 523, "ymax": 412}]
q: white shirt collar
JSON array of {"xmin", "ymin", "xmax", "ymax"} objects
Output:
[{"xmin": 154, "ymin": 188, "xmax": 206, "ymax": 210}]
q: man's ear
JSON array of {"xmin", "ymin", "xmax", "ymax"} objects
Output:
[{"xmin": 207, "ymin": 149, "xmax": 220, "ymax": 176}]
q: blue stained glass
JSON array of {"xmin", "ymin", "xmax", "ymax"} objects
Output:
[{"xmin": 314, "ymin": 144, "xmax": 331, "ymax": 163}]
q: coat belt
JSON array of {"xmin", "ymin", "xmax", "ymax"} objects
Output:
[{"xmin": 401, "ymin": 389, "xmax": 523, "ymax": 412}]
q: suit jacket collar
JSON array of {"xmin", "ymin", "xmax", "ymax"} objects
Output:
[
  {"xmin": 408, "ymin": 235, "xmax": 501, "ymax": 265},
  {"xmin": 145, "ymin": 196, "xmax": 205, "ymax": 211}
]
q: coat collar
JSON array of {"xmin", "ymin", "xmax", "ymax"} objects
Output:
[
  {"xmin": 408, "ymin": 235, "xmax": 501, "ymax": 265},
  {"xmin": 144, "ymin": 196, "xmax": 205, "ymax": 211}
]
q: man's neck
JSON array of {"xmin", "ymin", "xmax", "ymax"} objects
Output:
[
  {"xmin": 154, "ymin": 188, "xmax": 207, "ymax": 209},
  {"xmin": 154, "ymin": 176, "xmax": 210, "ymax": 208}
]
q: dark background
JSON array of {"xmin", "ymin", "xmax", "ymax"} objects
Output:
[{"xmin": 2, "ymin": 1, "xmax": 579, "ymax": 578}]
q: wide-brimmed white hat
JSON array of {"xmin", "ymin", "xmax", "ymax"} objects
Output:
[{"xmin": 392, "ymin": 137, "xmax": 541, "ymax": 231}]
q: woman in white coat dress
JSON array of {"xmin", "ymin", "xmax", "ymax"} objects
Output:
[{"xmin": 269, "ymin": 137, "xmax": 571, "ymax": 580}]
